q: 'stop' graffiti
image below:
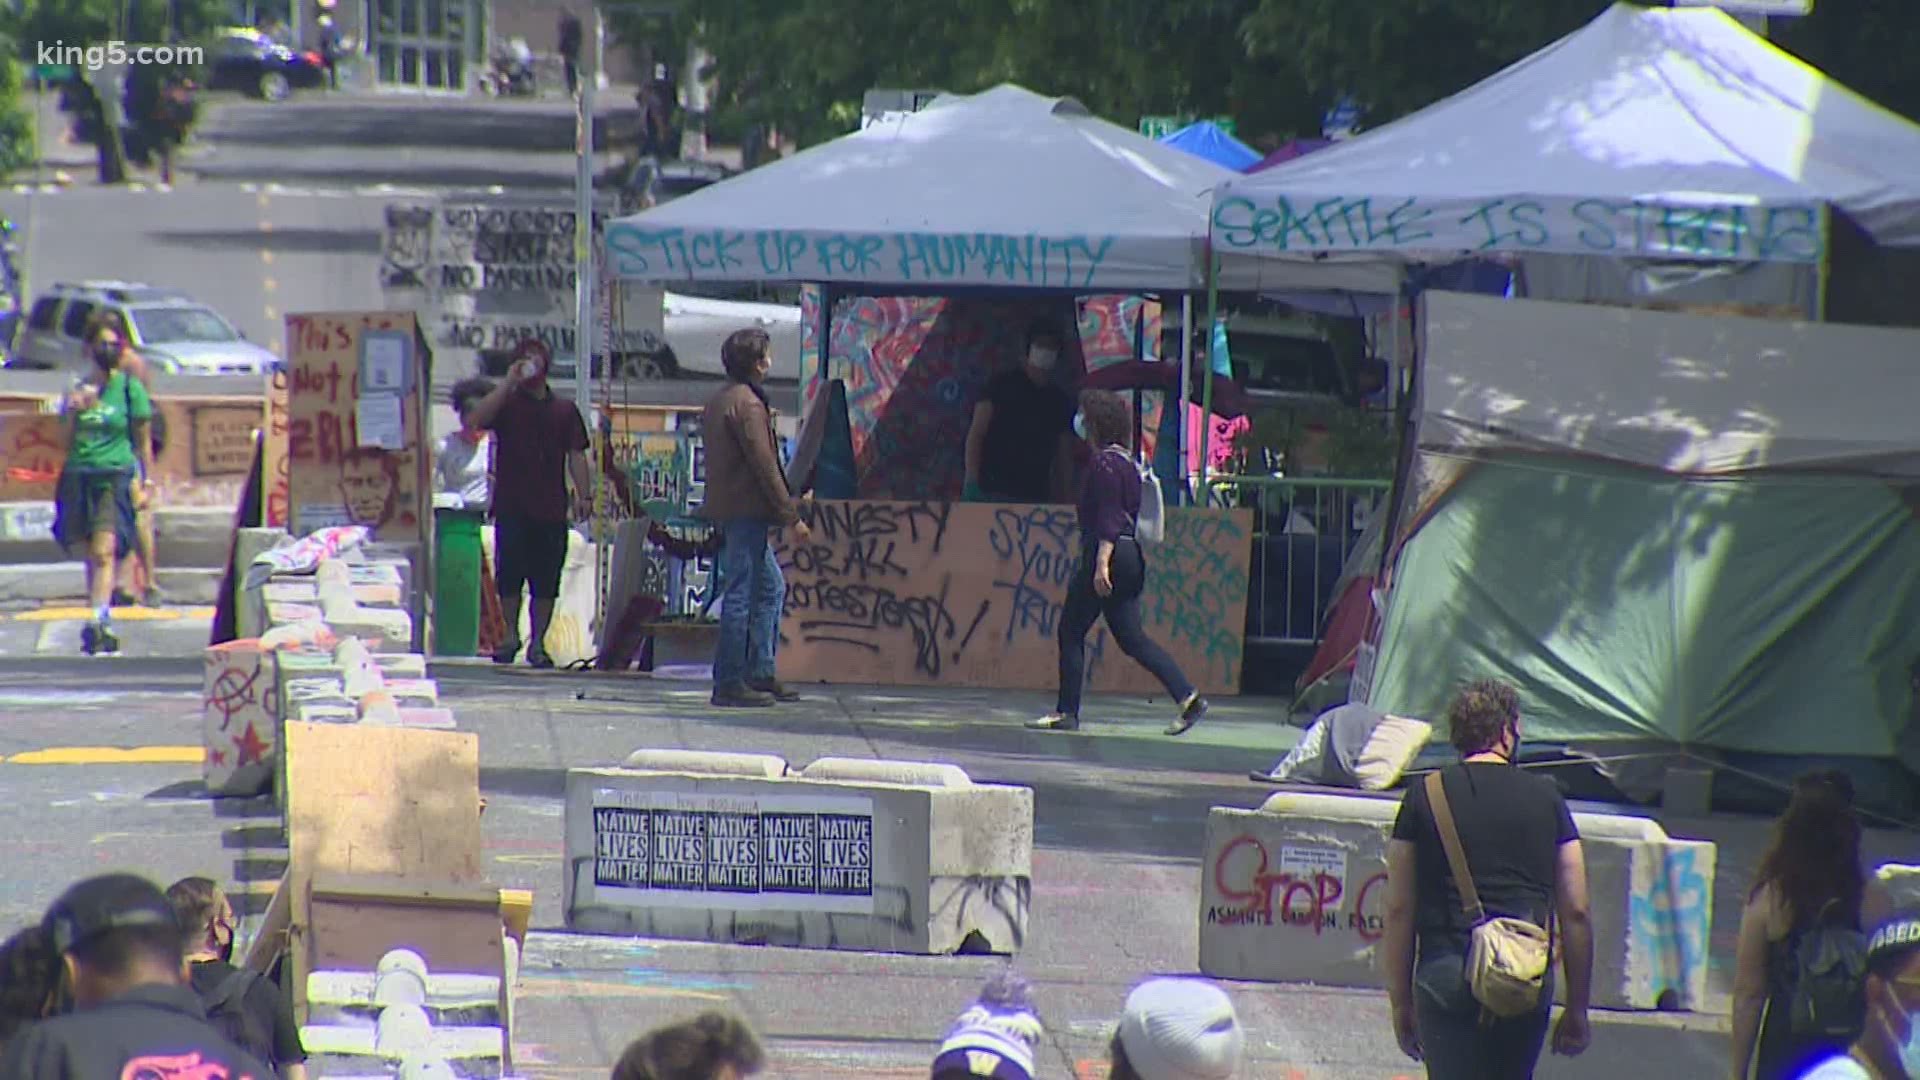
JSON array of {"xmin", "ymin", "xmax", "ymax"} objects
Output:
[
  {"xmin": 1211, "ymin": 194, "xmax": 1824, "ymax": 265},
  {"xmin": 605, "ymin": 225, "xmax": 1119, "ymax": 287}
]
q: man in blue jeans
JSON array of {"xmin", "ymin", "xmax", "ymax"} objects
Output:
[{"xmin": 699, "ymin": 328, "xmax": 809, "ymax": 708}]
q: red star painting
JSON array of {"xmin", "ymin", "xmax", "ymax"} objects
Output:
[
  {"xmin": 232, "ymin": 722, "xmax": 270, "ymax": 767},
  {"xmin": 208, "ymin": 747, "xmax": 227, "ymax": 767}
]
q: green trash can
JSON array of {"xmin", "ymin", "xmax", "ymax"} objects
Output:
[{"xmin": 434, "ymin": 508, "xmax": 486, "ymax": 657}]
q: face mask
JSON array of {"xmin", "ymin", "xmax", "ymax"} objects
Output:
[
  {"xmin": 1899, "ymin": 1008, "xmax": 1920, "ymax": 1079},
  {"xmin": 92, "ymin": 341, "xmax": 121, "ymax": 367},
  {"xmin": 1072, "ymin": 412, "xmax": 1086, "ymax": 440},
  {"xmin": 1027, "ymin": 346, "xmax": 1058, "ymax": 372}
]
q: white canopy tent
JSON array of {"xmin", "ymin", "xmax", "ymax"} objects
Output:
[
  {"xmin": 1210, "ymin": 2, "xmax": 1920, "ymax": 294},
  {"xmin": 604, "ymin": 84, "xmax": 1236, "ymax": 292}
]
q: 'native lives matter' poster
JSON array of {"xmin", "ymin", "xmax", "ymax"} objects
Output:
[{"xmin": 590, "ymin": 789, "xmax": 876, "ymax": 914}]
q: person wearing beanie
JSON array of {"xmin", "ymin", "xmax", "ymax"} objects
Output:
[
  {"xmin": 931, "ymin": 970, "xmax": 1044, "ymax": 1079},
  {"xmin": 1109, "ymin": 977, "xmax": 1244, "ymax": 1080}
]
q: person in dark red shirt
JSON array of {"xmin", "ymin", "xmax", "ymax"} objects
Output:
[{"xmin": 466, "ymin": 340, "xmax": 591, "ymax": 668}]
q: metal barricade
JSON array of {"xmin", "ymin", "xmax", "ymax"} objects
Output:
[{"xmin": 1207, "ymin": 475, "xmax": 1391, "ymax": 646}]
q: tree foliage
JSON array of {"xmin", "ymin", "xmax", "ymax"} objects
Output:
[
  {"xmin": 0, "ymin": 41, "xmax": 34, "ymax": 177},
  {"xmin": 611, "ymin": 0, "xmax": 1920, "ymax": 151},
  {"xmin": 1, "ymin": 0, "xmax": 228, "ymax": 181}
]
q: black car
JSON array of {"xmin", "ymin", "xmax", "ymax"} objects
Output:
[{"xmin": 206, "ymin": 30, "xmax": 328, "ymax": 101}]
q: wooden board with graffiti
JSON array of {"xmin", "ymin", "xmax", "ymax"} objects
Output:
[
  {"xmin": 284, "ymin": 312, "xmax": 430, "ymax": 542},
  {"xmin": 262, "ymin": 370, "xmax": 291, "ymax": 528},
  {"xmin": 773, "ymin": 501, "xmax": 1252, "ymax": 694},
  {"xmin": 1, "ymin": 395, "xmax": 259, "ymax": 509}
]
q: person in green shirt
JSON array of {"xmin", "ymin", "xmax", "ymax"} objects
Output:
[{"xmin": 50, "ymin": 312, "xmax": 155, "ymax": 655}]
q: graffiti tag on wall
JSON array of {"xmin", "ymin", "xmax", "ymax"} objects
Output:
[{"xmin": 773, "ymin": 500, "xmax": 1251, "ymax": 694}]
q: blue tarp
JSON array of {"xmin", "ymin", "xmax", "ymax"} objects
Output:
[{"xmin": 1158, "ymin": 121, "xmax": 1260, "ymax": 172}]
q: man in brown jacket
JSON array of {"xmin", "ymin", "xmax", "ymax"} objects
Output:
[{"xmin": 702, "ymin": 328, "xmax": 810, "ymax": 707}]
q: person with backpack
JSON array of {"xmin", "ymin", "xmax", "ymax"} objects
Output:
[
  {"xmin": 51, "ymin": 311, "xmax": 155, "ymax": 654},
  {"xmin": 0, "ymin": 873, "xmax": 273, "ymax": 1079},
  {"xmin": 166, "ymin": 877, "xmax": 307, "ymax": 1080},
  {"xmin": 1730, "ymin": 771, "xmax": 1893, "ymax": 1080},
  {"xmin": 1380, "ymin": 679, "xmax": 1594, "ymax": 1079},
  {"xmin": 1027, "ymin": 388, "xmax": 1207, "ymax": 736}
]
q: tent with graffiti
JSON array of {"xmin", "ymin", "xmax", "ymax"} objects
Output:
[
  {"xmin": 1207, "ymin": 2, "xmax": 1920, "ymax": 323},
  {"xmin": 608, "ymin": 83, "xmax": 1242, "ymax": 499},
  {"xmin": 1364, "ymin": 291, "xmax": 1920, "ymax": 813},
  {"xmin": 606, "ymin": 83, "xmax": 1236, "ymax": 293}
]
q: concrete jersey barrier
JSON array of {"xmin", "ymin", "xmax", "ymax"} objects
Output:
[
  {"xmin": 563, "ymin": 752, "xmax": 1033, "ymax": 955},
  {"xmin": 1198, "ymin": 788, "xmax": 1716, "ymax": 1012}
]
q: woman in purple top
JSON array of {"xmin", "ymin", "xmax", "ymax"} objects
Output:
[{"xmin": 1030, "ymin": 389, "xmax": 1209, "ymax": 735}]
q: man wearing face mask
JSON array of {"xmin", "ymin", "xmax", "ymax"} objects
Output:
[
  {"xmin": 167, "ymin": 877, "xmax": 307, "ymax": 1080},
  {"xmin": 963, "ymin": 321, "xmax": 1076, "ymax": 504},
  {"xmin": 1799, "ymin": 913, "xmax": 1920, "ymax": 1079},
  {"xmin": 465, "ymin": 339, "xmax": 593, "ymax": 669}
]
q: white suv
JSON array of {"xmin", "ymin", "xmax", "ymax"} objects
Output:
[{"xmin": 12, "ymin": 282, "xmax": 283, "ymax": 375}]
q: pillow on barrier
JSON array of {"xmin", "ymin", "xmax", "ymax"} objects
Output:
[{"xmin": 1351, "ymin": 715, "xmax": 1433, "ymax": 791}]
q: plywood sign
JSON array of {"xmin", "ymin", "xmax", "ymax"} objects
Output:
[
  {"xmin": 0, "ymin": 396, "xmax": 256, "ymax": 508},
  {"xmin": 284, "ymin": 312, "xmax": 430, "ymax": 542},
  {"xmin": 774, "ymin": 501, "xmax": 1253, "ymax": 694},
  {"xmin": 262, "ymin": 369, "xmax": 290, "ymax": 528}
]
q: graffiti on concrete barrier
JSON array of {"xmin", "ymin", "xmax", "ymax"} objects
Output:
[
  {"xmin": 1629, "ymin": 844, "xmax": 1712, "ymax": 1007},
  {"xmin": 1209, "ymin": 834, "xmax": 1387, "ymax": 941},
  {"xmin": 774, "ymin": 500, "xmax": 1249, "ymax": 693}
]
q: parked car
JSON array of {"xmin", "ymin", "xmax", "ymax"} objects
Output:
[
  {"xmin": 1164, "ymin": 309, "xmax": 1352, "ymax": 411},
  {"xmin": 608, "ymin": 287, "xmax": 803, "ymax": 382},
  {"xmin": 11, "ymin": 282, "xmax": 282, "ymax": 375},
  {"xmin": 205, "ymin": 28, "xmax": 328, "ymax": 101}
]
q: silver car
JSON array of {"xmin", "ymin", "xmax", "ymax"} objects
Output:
[{"xmin": 12, "ymin": 282, "xmax": 283, "ymax": 375}]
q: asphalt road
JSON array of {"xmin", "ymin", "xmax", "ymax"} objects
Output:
[{"xmin": 0, "ymin": 651, "xmax": 1768, "ymax": 1080}]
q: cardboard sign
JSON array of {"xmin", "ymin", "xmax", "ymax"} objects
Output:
[
  {"xmin": 774, "ymin": 501, "xmax": 1253, "ymax": 694},
  {"xmin": 284, "ymin": 312, "xmax": 430, "ymax": 542}
]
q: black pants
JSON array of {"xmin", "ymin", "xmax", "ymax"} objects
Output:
[
  {"xmin": 494, "ymin": 514, "xmax": 569, "ymax": 601},
  {"xmin": 1055, "ymin": 536, "xmax": 1195, "ymax": 716},
  {"xmin": 1413, "ymin": 950, "xmax": 1552, "ymax": 1080}
]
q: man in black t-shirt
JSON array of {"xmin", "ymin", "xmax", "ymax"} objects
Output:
[
  {"xmin": 168, "ymin": 877, "xmax": 307, "ymax": 1079},
  {"xmin": 1381, "ymin": 680, "xmax": 1594, "ymax": 1080},
  {"xmin": 963, "ymin": 321, "xmax": 1076, "ymax": 504},
  {"xmin": 0, "ymin": 873, "xmax": 272, "ymax": 1080}
]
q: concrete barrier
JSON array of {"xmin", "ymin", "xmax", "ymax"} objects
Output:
[
  {"xmin": 564, "ymin": 755, "xmax": 1033, "ymax": 955},
  {"xmin": 1198, "ymin": 790, "xmax": 1716, "ymax": 1012},
  {"xmin": 621, "ymin": 749, "xmax": 788, "ymax": 778},
  {"xmin": 301, "ymin": 948, "xmax": 510, "ymax": 1078}
]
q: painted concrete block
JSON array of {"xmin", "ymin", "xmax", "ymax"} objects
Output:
[
  {"xmin": 563, "ymin": 761, "xmax": 1033, "ymax": 955},
  {"xmin": 620, "ymin": 749, "xmax": 788, "ymax": 777},
  {"xmin": 376, "ymin": 653, "xmax": 430, "ymax": 678},
  {"xmin": 397, "ymin": 708, "xmax": 459, "ymax": 730},
  {"xmin": 385, "ymin": 679, "xmax": 440, "ymax": 707},
  {"xmin": 1197, "ymin": 790, "xmax": 1715, "ymax": 1012},
  {"xmin": 263, "ymin": 581, "xmax": 321, "ymax": 604},
  {"xmin": 203, "ymin": 642, "xmax": 280, "ymax": 797},
  {"xmin": 269, "ymin": 601, "xmax": 324, "ymax": 626}
]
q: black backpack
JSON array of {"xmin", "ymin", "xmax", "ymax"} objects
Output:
[
  {"xmin": 1784, "ymin": 901, "xmax": 1868, "ymax": 1041},
  {"xmin": 200, "ymin": 968, "xmax": 275, "ymax": 1064}
]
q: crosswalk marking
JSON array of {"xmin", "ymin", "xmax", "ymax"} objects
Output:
[
  {"xmin": 4, "ymin": 746, "xmax": 204, "ymax": 765},
  {"xmin": 2, "ymin": 606, "xmax": 216, "ymax": 622}
]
